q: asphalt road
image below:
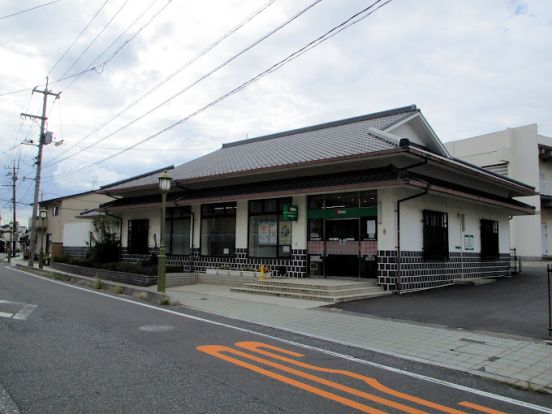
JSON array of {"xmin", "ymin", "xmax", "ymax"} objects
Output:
[
  {"xmin": 331, "ymin": 269, "xmax": 551, "ymax": 339},
  {"xmin": 1, "ymin": 264, "xmax": 551, "ymax": 413}
]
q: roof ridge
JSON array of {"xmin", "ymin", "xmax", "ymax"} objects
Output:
[{"xmin": 222, "ymin": 105, "xmax": 418, "ymax": 149}]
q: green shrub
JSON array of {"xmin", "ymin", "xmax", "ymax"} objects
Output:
[{"xmin": 88, "ymin": 216, "xmax": 121, "ymax": 263}]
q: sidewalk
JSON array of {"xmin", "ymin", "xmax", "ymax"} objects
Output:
[
  {"xmin": 166, "ymin": 284, "xmax": 552, "ymax": 392},
  {"xmin": 6, "ymin": 258, "xmax": 552, "ymax": 393}
]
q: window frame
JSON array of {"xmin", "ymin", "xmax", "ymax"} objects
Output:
[
  {"xmin": 200, "ymin": 202, "xmax": 237, "ymax": 257},
  {"xmin": 422, "ymin": 210, "xmax": 449, "ymax": 261},
  {"xmin": 248, "ymin": 197, "xmax": 293, "ymax": 259},
  {"xmin": 165, "ymin": 207, "xmax": 191, "ymax": 256}
]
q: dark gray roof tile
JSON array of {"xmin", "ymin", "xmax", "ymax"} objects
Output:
[{"xmin": 106, "ymin": 106, "xmax": 417, "ymax": 192}]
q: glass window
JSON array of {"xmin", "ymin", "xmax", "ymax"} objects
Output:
[
  {"xmin": 308, "ymin": 219, "xmax": 323, "ymax": 241},
  {"xmin": 201, "ymin": 202, "xmax": 236, "ymax": 256},
  {"xmin": 165, "ymin": 207, "xmax": 191, "ymax": 255},
  {"xmin": 248, "ymin": 198, "xmax": 292, "ymax": 258}
]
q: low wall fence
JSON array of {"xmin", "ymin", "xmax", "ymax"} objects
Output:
[{"xmin": 51, "ymin": 262, "xmax": 157, "ymax": 287}]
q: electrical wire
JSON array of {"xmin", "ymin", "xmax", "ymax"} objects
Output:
[
  {"xmin": 47, "ymin": 0, "xmax": 110, "ymax": 77},
  {"xmin": 0, "ymin": 0, "xmax": 165, "ymax": 98},
  {"xmin": 43, "ymin": 0, "xmax": 316, "ymax": 169},
  {"xmin": 60, "ymin": 0, "xmax": 162, "ymax": 92},
  {"xmin": 57, "ymin": 0, "xmax": 130, "ymax": 81},
  {"xmin": 43, "ymin": 0, "xmax": 392, "ymax": 182},
  {"xmin": 44, "ymin": 0, "xmax": 276, "ymax": 166},
  {"xmin": 0, "ymin": 0, "xmax": 62, "ymax": 21}
]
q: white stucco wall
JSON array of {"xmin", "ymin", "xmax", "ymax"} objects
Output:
[
  {"xmin": 292, "ymin": 195, "xmax": 307, "ymax": 250},
  {"xmin": 235, "ymin": 200, "xmax": 248, "ymax": 249},
  {"xmin": 121, "ymin": 208, "xmax": 160, "ymax": 248},
  {"xmin": 191, "ymin": 204, "xmax": 200, "ymax": 249},
  {"xmin": 379, "ymin": 188, "xmax": 510, "ymax": 254},
  {"xmin": 63, "ymin": 222, "xmax": 93, "ymax": 247}
]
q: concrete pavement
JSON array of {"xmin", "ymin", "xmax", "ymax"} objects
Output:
[{"xmin": 7, "ymin": 255, "xmax": 552, "ymax": 394}]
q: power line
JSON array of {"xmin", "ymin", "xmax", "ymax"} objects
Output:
[
  {"xmin": 43, "ymin": 0, "xmax": 315, "ymax": 169},
  {"xmin": 57, "ymin": 0, "xmax": 130, "ymax": 81},
  {"xmin": 47, "ymin": 0, "xmax": 110, "ymax": 77},
  {"xmin": 43, "ymin": 0, "xmax": 392, "ymax": 182},
  {"xmin": 44, "ymin": 0, "xmax": 275, "ymax": 167},
  {"xmin": 0, "ymin": 0, "xmax": 165, "ymax": 99},
  {"xmin": 0, "ymin": 0, "xmax": 62, "ymax": 21},
  {"xmin": 60, "ymin": 0, "xmax": 163, "ymax": 91}
]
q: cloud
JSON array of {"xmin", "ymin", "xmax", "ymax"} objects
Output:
[{"xmin": 1, "ymin": 0, "xmax": 551, "ymax": 225}]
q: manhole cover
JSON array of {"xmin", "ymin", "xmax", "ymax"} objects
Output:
[{"xmin": 139, "ymin": 325, "xmax": 175, "ymax": 332}]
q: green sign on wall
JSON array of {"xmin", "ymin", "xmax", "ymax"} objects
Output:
[{"xmin": 282, "ymin": 204, "xmax": 298, "ymax": 221}]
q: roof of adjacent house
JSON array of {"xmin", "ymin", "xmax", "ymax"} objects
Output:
[
  {"xmin": 38, "ymin": 189, "xmax": 106, "ymax": 206},
  {"xmin": 102, "ymin": 105, "xmax": 419, "ymax": 192}
]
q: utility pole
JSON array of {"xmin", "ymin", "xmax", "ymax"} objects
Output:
[
  {"xmin": 22, "ymin": 77, "xmax": 60, "ymax": 267},
  {"xmin": 9, "ymin": 162, "xmax": 17, "ymax": 257},
  {"xmin": 2, "ymin": 162, "xmax": 17, "ymax": 261}
]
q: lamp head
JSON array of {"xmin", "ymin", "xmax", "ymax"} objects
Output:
[
  {"xmin": 158, "ymin": 170, "xmax": 172, "ymax": 193},
  {"xmin": 39, "ymin": 207, "xmax": 47, "ymax": 219}
]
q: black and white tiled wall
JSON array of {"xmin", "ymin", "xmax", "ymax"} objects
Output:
[
  {"xmin": 121, "ymin": 247, "xmax": 308, "ymax": 278},
  {"xmin": 377, "ymin": 250, "xmax": 510, "ymax": 291}
]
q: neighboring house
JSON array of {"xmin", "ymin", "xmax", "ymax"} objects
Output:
[
  {"xmin": 98, "ymin": 105, "xmax": 535, "ymax": 292},
  {"xmin": 0, "ymin": 222, "xmax": 22, "ymax": 253},
  {"xmin": 446, "ymin": 124, "xmax": 552, "ymax": 260},
  {"xmin": 36, "ymin": 191, "xmax": 115, "ymax": 258}
]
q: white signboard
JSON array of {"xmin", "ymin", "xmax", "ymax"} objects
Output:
[{"xmin": 464, "ymin": 234, "xmax": 474, "ymax": 251}]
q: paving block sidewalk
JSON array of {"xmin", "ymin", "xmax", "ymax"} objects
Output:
[{"xmin": 167, "ymin": 285, "xmax": 552, "ymax": 392}]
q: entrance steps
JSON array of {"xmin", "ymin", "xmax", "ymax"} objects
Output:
[{"xmin": 230, "ymin": 278, "xmax": 391, "ymax": 303}]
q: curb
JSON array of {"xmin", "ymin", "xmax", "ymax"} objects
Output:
[{"xmin": 13, "ymin": 264, "xmax": 171, "ymax": 305}]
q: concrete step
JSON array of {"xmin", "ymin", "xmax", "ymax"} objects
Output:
[
  {"xmin": 247, "ymin": 279, "xmax": 378, "ymax": 291},
  {"xmin": 240, "ymin": 282, "xmax": 384, "ymax": 297},
  {"xmin": 230, "ymin": 287, "xmax": 391, "ymax": 303}
]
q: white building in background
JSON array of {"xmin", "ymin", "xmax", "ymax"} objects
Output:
[{"xmin": 446, "ymin": 124, "xmax": 552, "ymax": 259}]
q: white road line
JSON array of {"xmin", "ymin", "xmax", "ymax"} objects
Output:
[
  {"xmin": 9, "ymin": 266, "xmax": 552, "ymax": 414},
  {"xmin": 12, "ymin": 304, "xmax": 37, "ymax": 320},
  {"xmin": 0, "ymin": 300, "xmax": 37, "ymax": 320}
]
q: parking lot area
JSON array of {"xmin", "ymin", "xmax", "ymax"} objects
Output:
[{"xmin": 331, "ymin": 266, "xmax": 552, "ymax": 340}]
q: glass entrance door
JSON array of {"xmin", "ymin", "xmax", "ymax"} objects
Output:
[
  {"xmin": 307, "ymin": 191, "xmax": 378, "ymax": 279},
  {"xmin": 325, "ymin": 218, "xmax": 359, "ymax": 277}
]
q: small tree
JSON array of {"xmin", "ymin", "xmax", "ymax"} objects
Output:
[{"xmin": 89, "ymin": 216, "xmax": 120, "ymax": 263}]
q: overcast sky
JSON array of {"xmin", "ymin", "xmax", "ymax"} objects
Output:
[{"xmin": 0, "ymin": 0, "xmax": 551, "ymax": 226}]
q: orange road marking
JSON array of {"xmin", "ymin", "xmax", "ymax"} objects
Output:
[
  {"xmin": 236, "ymin": 341, "xmax": 468, "ymax": 414},
  {"xmin": 458, "ymin": 401, "xmax": 507, "ymax": 414},
  {"xmin": 197, "ymin": 344, "xmax": 428, "ymax": 414},
  {"xmin": 197, "ymin": 345, "xmax": 386, "ymax": 414}
]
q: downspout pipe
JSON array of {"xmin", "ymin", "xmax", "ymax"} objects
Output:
[
  {"xmin": 394, "ymin": 143, "xmax": 430, "ymax": 294},
  {"xmin": 396, "ymin": 185, "xmax": 429, "ymax": 294}
]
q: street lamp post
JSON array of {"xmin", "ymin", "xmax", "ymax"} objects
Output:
[
  {"xmin": 38, "ymin": 207, "xmax": 47, "ymax": 269},
  {"xmin": 157, "ymin": 170, "xmax": 172, "ymax": 293}
]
